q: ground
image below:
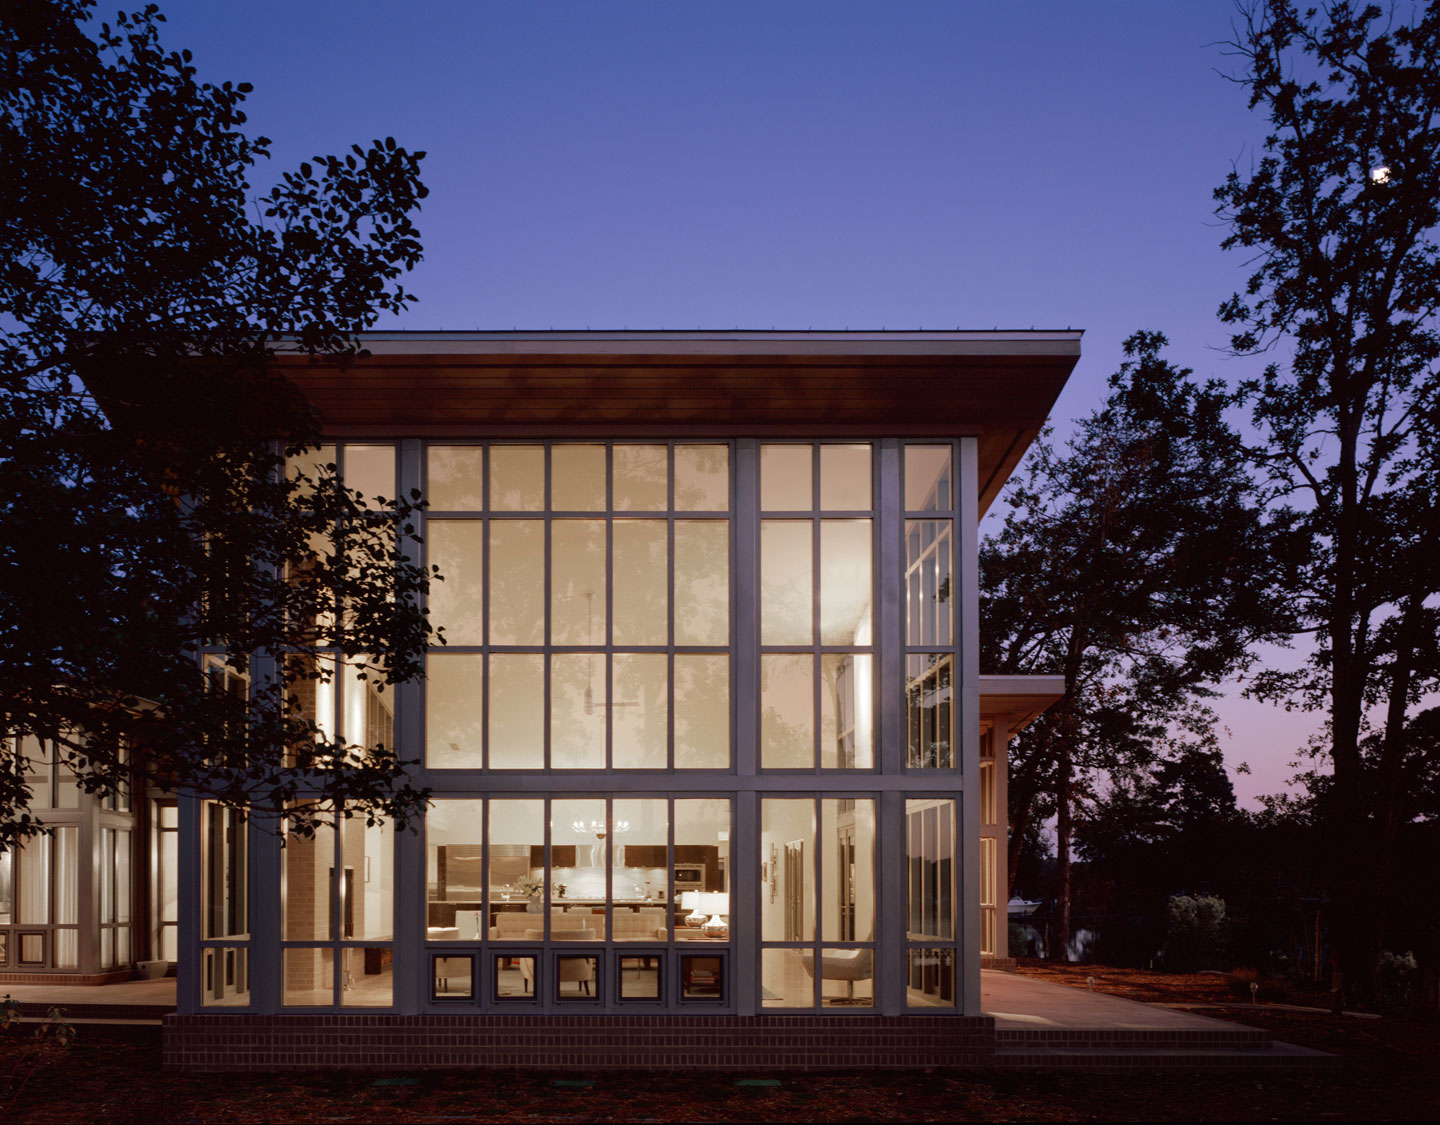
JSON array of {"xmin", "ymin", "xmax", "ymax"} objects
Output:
[{"xmin": 3, "ymin": 962, "xmax": 1437, "ymax": 1122}]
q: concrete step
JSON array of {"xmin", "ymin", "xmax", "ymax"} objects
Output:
[
  {"xmin": 992, "ymin": 1040, "xmax": 1336, "ymax": 1071},
  {"xmin": 996, "ymin": 1026, "xmax": 1271, "ymax": 1051}
]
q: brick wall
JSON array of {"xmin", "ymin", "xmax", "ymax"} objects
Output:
[{"xmin": 163, "ymin": 1013, "xmax": 998, "ymax": 1070}]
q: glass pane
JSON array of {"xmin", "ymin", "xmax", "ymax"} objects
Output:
[
  {"xmin": 676, "ymin": 797, "xmax": 729, "ymax": 943},
  {"xmin": 551, "ymin": 445, "xmax": 606, "ymax": 511},
  {"xmin": 674, "ymin": 654, "xmax": 729, "ymax": 768},
  {"xmin": 0, "ymin": 850, "xmax": 10, "ymax": 925},
  {"xmin": 614, "ymin": 797, "xmax": 668, "ymax": 930},
  {"xmin": 612, "ymin": 654, "xmax": 667, "ymax": 769},
  {"xmin": 820, "ymin": 947, "xmax": 874, "ymax": 1007},
  {"xmin": 551, "ymin": 521, "xmax": 606, "ymax": 644},
  {"xmin": 620, "ymin": 955, "xmax": 662, "ymax": 998},
  {"xmin": 425, "ymin": 654, "xmax": 485, "ymax": 768},
  {"xmin": 341, "ymin": 816, "xmax": 393, "ymax": 940},
  {"xmin": 56, "ymin": 929, "xmax": 76, "ymax": 969},
  {"xmin": 488, "ymin": 654, "xmax": 543, "ymax": 769},
  {"xmin": 681, "ymin": 954, "xmax": 725, "ymax": 999},
  {"xmin": 906, "ymin": 799, "xmax": 954, "ymax": 940},
  {"xmin": 286, "ymin": 443, "xmax": 336, "ymax": 499},
  {"xmin": 434, "ymin": 956, "xmax": 473, "ymax": 998},
  {"xmin": 426, "ymin": 445, "xmax": 486, "ymax": 510},
  {"xmin": 427, "ymin": 800, "xmax": 484, "ymax": 941},
  {"xmin": 495, "ymin": 954, "xmax": 536, "ymax": 998},
  {"xmin": 488, "ymin": 800, "xmax": 543, "ymax": 934},
  {"xmin": 55, "ymin": 757, "xmax": 80, "ymax": 808},
  {"xmin": 490, "ymin": 445, "xmax": 544, "ymax": 511},
  {"xmin": 341, "ymin": 946, "xmax": 392, "ymax": 1007},
  {"xmin": 675, "ymin": 445, "xmax": 728, "ymax": 511},
  {"xmin": 21, "ymin": 735, "xmax": 51, "ymax": 806},
  {"xmin": 550, "ymin": 654, "xmax": 605, "ymax": 768},
  {"xmin": 555, "ymin": 955, "xmax": 599, "ymax": 1000},
  {"xmin": 612, "ymin": 521, "xmax": 667, "ymax": 645},
  {"xmin": 905, "ymin": 445, "xmax": 952, "ymax": 511},
  {"xmin": 906, "ymin": 654, "xmax": 953, "ymax": 769},
  {"xmin": 761, "ymin": 654, "xmax": 813, "ymax": 768},
  {"xmin": 906, "ymin": 520, "xmax": 952, "ymax": 647},
  {"xmin": 17, "ymin": 835, "xmax": 48, "ymax": 922},
  {"xmin": 202, "ymin": 805, "xmax": 247, "ymax": 938},
  {"xmin": 761, "ymin": 444, "xmax": 812, "ymax": 510},
  {"xmin": 427, "ymin": 521, "xmax": 486, "ymax": 644},
  {"xmin": 343, "ymin": 445, "xmax": 395, "ymax": 501},
  {"xmin": 821, "ymin": 653, "xmax": 873, "ymax": 769},
  {"xmin": 342, "ymin": 657, "xmax": 393, "ymax": 750},
  {"xmin": 613, "ymin": 444, "xmax": 667, "ymax": 510},
  {"xmin": 489, "ymin": 520, "xmax": 544, "ymax": 645},
  {"xmin": 283, "ymin": 947, "xmax": 334, "ymax": 1006},
  {"xmin": 54, "ymin": 826, "xmax": 77, "ymax": 925},
  {"xmin": 283, "ymin": 821, "xmax": 333, "ymax": 940},
  {"xmin": 980, "ymin": 761, "xmax": 996, "ymax": 826},
  {"xmin": 907, "ymin": 947, "xmax": 955, "ymax": 1007},
  {"xmin": 674, "ymin": 521, "xmax": 728, "ymax": 645},
  {"xmin": 761, "ymin": 947, "xmax": 812, "ymax": 1007},
  {"xmin": 552, "ymin": 798, "xmax": 606, "ymax": 911},
  {"xmin": 821, "ymin": 800, "xmax": 874, "ymax": 941},
  {"xmin": 820, "ymin": 519, "xmax": 871, "ymax": 645},
  {"xmin": 761, "ymin": 521, "xmax": 811, "ymax": 645},
  {"xmin": 761, "ymin": 799, "xmax": 814, "ymax": 941},
  {"xmin": 820, "ymin": 445, "xmax": 871, "ymax": 510}
]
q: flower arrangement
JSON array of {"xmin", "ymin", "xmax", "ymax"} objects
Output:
[{"xmin": 515, "ymin": 877, "xmax": 544, "ymax": 900}]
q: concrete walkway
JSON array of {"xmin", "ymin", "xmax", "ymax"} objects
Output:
[{"xmin": 981, "ymin": 969, "xmax": 1242, "ymax": 1031}]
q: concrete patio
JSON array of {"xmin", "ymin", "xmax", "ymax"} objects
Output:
[{"xmin": 3, "ymin": 971, "xmax": 1333, "ymax": 1069}]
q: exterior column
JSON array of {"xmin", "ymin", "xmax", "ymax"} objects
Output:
[{"xmin": 957, "ymin": 437, "xmax": 982, "ymax": 1014}]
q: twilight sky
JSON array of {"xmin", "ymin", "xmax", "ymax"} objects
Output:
[{"xmin": 149, "ymin": 0, "xmax": 1319, "ymax": 805}]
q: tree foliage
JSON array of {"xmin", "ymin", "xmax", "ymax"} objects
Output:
[
  {"xmin": 1215, "ymin": 0, "xmax": 1440, "ymax": 993},
  {"xmin": 0, "ymin": 0, "xmax": 436, "ymax": 845},
  {"xmin": 981, "ymin": 331, "xmax": 1273, "ymax": 958}
]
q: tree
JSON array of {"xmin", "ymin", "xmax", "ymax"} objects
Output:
[
  {"xmin": 0, "ymin": 0, "xmax": 437, "ymax": 846},
  {"xmin": 1215, "ymin": 0, "xmax": 1440, "ymax": 996},
  {"xmin": 981, "ymin": 332, "xmax": 1272, "ymax": 959}
]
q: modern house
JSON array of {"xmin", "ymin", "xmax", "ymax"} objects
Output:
[{"xmin": 2, "ymin": 330, "xmax": 1074, "ymax": 1068}]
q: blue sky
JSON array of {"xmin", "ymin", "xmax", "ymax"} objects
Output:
[{"xmin": 149, "ymin": 0, "xmax": 1315, "ymax": 804}]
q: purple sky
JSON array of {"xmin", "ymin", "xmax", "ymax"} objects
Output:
[{"xmin": 149, "ymin": 0, "xmax": 1321, "ymax": 806}]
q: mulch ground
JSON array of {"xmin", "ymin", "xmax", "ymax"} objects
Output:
[{"xmin": 4, "ymin": 963, "xmax": 1437, "ymax": 1122}]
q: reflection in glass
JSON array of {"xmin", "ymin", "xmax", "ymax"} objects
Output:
[
  {"xmin": 821, "ymin": 800, "xmax": 874, "ymax": 941},
  {"xmin": 613, "ymin": 444, "xmax": 667, "ymax": 510},
  {"xmin": 612, "ymin": 654, "xmax": 667, "ymax": 768},
  {"xmin": 427, "ymin": 521, "xmax": 486, "ymax": 645},
  {"xmin": 761, "ymin": 654, "xmax": 812, "ymax": 768},
  {"xmin": 489, "ymin": 520, "xmax": 544, "ymax": 645},
  {"xmin": 760, "ymin": 799, "xmax": 814, "ymax": 941},
  {"xmin": 425, "ymin": 654, "xmax": 484, "ymax": 769},
  {"xmin": 426, "ymin": 445, "xmax": 485, "ymax": 510},
  {"xmin": 906, "ymin": 520, "xmax": 952, "ymax": 647},
  {"xmin": 905, "ymin": 445, "xmax": 952, "ymax": 511},
  {"xmin": 906, "ymin": 654, "xmax": 952, "ymax": 769},
  {"xmin": 489, "ymin": 445, "xmax": 544, "ymax": 511},
  {"xmin": 906, "ymin": 947, "xmax": 955, "ymax": 1007},
  {"xmin": 761, "ymin": 521, "xmax": 811, "ymax": 644},
  {"xmin": 551, "ymin": 521, "xmax": 606, "ymax": 644},
  {"xmin": 612, "ymin": 521, "xmax": 667, "ymax": 645},
  {"xmin": 674, "ymin": 654, "xmax": 729, "ymax": 768},
  {"xmin": 434, "ymin": 955, "xmax": 473, "ymax": 998},
  {"xmin": 487, "ymin": 653, "xmax": 543, "ymax": 768},
  {"xmin": 550, "ymin": 654, "xmax": 605, "ymax": 768},
  {"xmin": 674, "ymin": 521, "xmax": 728, "ymax": 645},
  {"xmin": 819, "ymin": 444, "xmax": 871, "ymax": 510},
  {"xmin": 343, "ymin": 445, "xmax": 395, "ymax": 501},
  {"xmin": 551, "ymin": 445, "xmax": 606, "ymax": 510},
  {"xmin": 906, "ymin": 799, "xmax": 954, "ymax": 940},
  {"xmin": 821, "ymin": 653, "xmax": 873, "ymax": 769},
  {"xmin": 426, "ymin": 799, "xmax": 485, "ymax": 942},
  {"xmin": 761, "ymin": 444, "xmax": 812, "ymax": 510},
  {"xmin": 675, "ymin": 445, "xmax": 729, "ymax": 511},
  {"xmin": 819, "ymin": 519, "xmax": 871, "ymax": 644}
]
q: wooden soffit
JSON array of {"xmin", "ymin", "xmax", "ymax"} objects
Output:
[{"xmin": 273, "ymin": 331, "xmax": 1081, "ymax": 516}]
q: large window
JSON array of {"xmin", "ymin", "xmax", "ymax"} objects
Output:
[
  {"xmin": 759, "ymin": 445, "xmax": 875, "ymax": 770},
  {"xmin": 905, "ymin": 798, "xmax": 956, "ymax": 1006},
  {"xmin": 425, "ymin": 443, "xmax": 731, "ymax": 770},
  {"xmin": 903, "ymin": 446, "xmax": 955, "ymax": 769}
]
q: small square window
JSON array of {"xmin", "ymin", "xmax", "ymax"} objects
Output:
[
  {"xmin": 493, "ymin": 953, "xmax": 536, "ymax": 1000},
  {"xmin": 555, "ymin": 954, "xmax": 599, "ymax": 1001},
  {"xmin": 433, "ymin": 955, "xmax": 473, "ymax": 1000},
  {"xmin": 618, "ymin": 954, "xmax": 662, "ymax": 1001},
  {"xmin": 680, "ymin": 953, "xmax": 725, "ymax": 1001},
  {"xmin": 18, "ymin": 932, "xmax": 45, "ymax": 965}
]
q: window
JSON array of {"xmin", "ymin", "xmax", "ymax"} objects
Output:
[{"xmin": 903, "ymin": 446, "xmax": 955, "ymax": 769}]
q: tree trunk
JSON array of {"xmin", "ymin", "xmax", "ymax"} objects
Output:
[{"xmin": 1052, "ymin": 735, "xmax": 1073, "ymax": 962}]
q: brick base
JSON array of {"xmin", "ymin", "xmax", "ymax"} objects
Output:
[
  {"xmin": 162, "ymin": 1013, "xmax": 998, "ymax": 1071},
  {"xmin": 0, "ymin": 970, "xmax": 137, "ymax": 986}
]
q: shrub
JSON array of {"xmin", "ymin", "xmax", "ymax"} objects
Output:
[
  {"xmin": 1163, "ymin": 894, "xmax": 1229, "ymax": 972},
  {"xmin": 1375, "ymin": 950, "xmax": 1418, "ymax": 1013}
]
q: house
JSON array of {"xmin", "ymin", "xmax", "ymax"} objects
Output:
[{"xmin": 3, "ymin": 330, "xmax": 1075, "ymax": 1067}]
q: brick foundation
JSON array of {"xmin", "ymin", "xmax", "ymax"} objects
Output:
[{"xmin": 162, "ymin": 1013, "xmax": 998, "ymax": 1070}]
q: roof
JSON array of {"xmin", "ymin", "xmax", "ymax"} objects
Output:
[
  {"xmin": 979, "ymin": 674, "xmax": 1066, "ymax": 731},
  {"xmin": 272, "ymin": 329, "xmax": 1081, "ymax": 516}
]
